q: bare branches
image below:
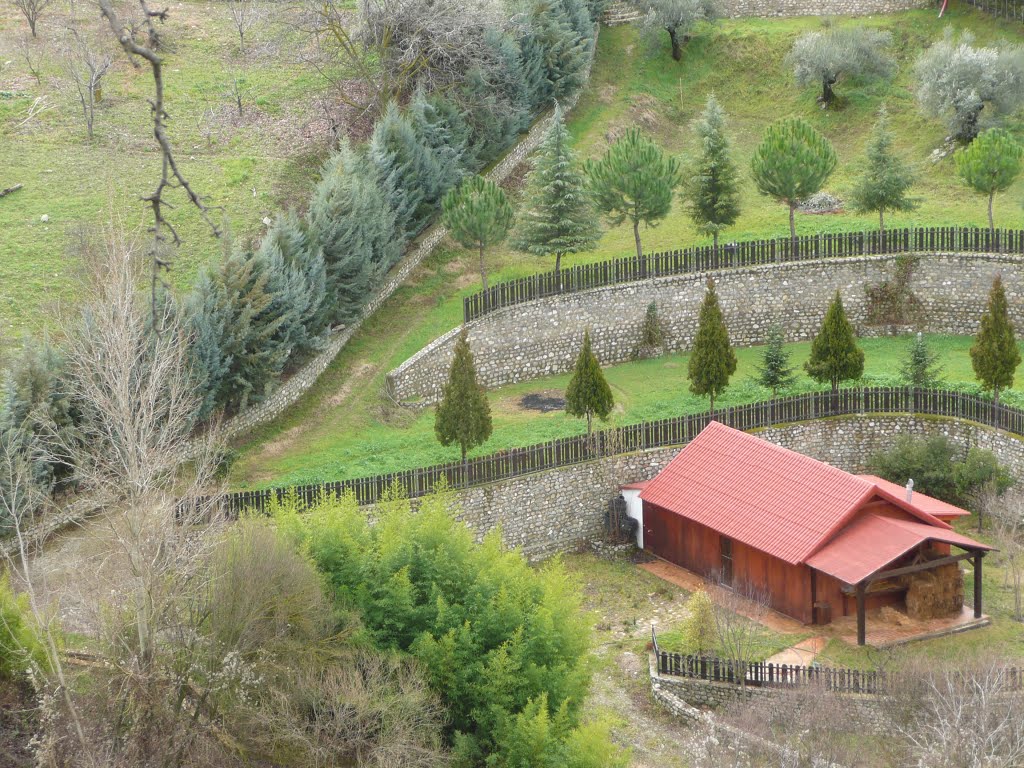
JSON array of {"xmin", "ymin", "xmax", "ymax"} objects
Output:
[
  {"xmin": 11, "ymin": 0, "xmax": 53, "ymax": 37},
  {"xmin": 59, "ymin": 27, "xmax": 113, "ymax": 141},
  {"xmin": 93, "ymin": 0, "xmax": 221, "ymax": 322},
  {"xmin": 227, "ymin": 0, "xmax": 264, "ymax": 55}
]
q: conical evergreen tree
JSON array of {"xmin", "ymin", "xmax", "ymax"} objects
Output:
[
  {"xmin": 901, "ymin": 332, "xmax": 944, "ymax": 389},
  {"xmin": 435, "ymin": 329, "xmax": 493, "ymax": 471},
  {"xmin": 684, "ymin": 95, "xmax": 741, "ymax": 250},
  {"xmin": 586, "ymin": 127, "xmax": 680, "ymax": 259},
  {"xmin": 565, "ymin": 329, "xmax": 614, "ymax": 436},
  {"xmin": 512, "ymin": 105, "xmax": 601, "ymax": 273},
  {"xmin": 307, "ymin": 142, "xmax": 400, "ymax": 324},
  {"xmin": 805, "ymin": 291, "xmax": 865, "ymax": 393},
  {"xmin": 970, "ymin": 275, "xmax": 1021, "ymax": 405},
  {"xmin": 408, "ymin": 89, "xmax": 473, "ymax": 199},
  {"xmin": 461, "ymin": 29, "xmax": 531, "ymax": 165},
  {"xmin": 442, "ymin": 175, "xmax": 515, "ymax": 291},
  {"xmin": 751, "ymin": 117, "xmax": 837, "ymax": 244},
  {"xmin": 526, "ymin": 0, "xmax": 592, "ymax": 102},
  {"xmin": 755, "ymin": 325, "xmax": 797, "ymax": 398},
  {"xmin": 257, "ymin": 211, "xmax": 330, "ymax": 361},
  {"xmin": 850, "ymin": 106, "xmax": 917, "ymax": 237},
  {"xmin": 369, "ymin": 101, "xmax": 445, "ymax": 236},
  {"xmin": 687, "ymin": 278, "xmax": 737, "ymax": 412}
]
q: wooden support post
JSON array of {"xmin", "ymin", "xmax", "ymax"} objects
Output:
[
  {"xmin": 974, "ymin": 552, "xmax": 983, "ymax": 619},
  {"xmin": 856, "ymin": 581, "xmax": 866, "ymax": 646}
]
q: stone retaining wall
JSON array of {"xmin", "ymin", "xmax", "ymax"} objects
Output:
[
  {"xmin": 603, "ymin": 0, "xmax": 931, "ymax": 23},
  {"xmin": 390, "ymin": 415, "xmax": 1024, "ymax": 562},
  {"xmin": 387, "ymin": 253, "xmax": 1024, "ymax": 405}
]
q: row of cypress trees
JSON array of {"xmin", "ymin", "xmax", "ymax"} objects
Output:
[{"xmin": 184, "ymin": 0, "xmax": 603, "ymax": 421}]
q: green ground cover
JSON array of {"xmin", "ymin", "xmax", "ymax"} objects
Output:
[
  {"xmin": 228, "ymin": 333, "xmax": 1024, "ymax": 488},
  {"xmin": 0, "ymin": 1, "xmax": 333, "ymax": 343},
  {"xmin": 228, "ymin": 6, "xmax": 1024, "ymax": 489}
]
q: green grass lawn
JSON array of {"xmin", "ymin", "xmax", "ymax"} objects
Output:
[
  {"xmin": 0, "ymin": 1, "xmax": 333, "ymax": 345},
  {"xmin": 227, "ymin": 7, "xmax": 1024, "ymax": 490},
  {"xmin": 227, "ymin": 332, "xmax": 1024, "ymax": 488}
]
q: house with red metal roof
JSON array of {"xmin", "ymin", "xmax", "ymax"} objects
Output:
[{"xmin": 634, "ymin": 422, "xmax": 992, "ymax": 645}]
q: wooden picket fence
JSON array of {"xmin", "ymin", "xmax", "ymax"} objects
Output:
[
  {"xmin": 960, "ymin": 0, "xmax": 1024, "ymax": 22},
  {"xmin": 462, "ymin": 227, "xmax": 1024, "ymax": 322},
  {"xmin": 214, "ymin": 387, "xmax": 1024, "ymax": 517},
  {"xmin": 651, "ymin": 628, "xmax": 1024, "ymax": 695}
]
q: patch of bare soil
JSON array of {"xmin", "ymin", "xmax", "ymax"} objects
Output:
[
  {"xmin": 0, "ymin": 679, "xmax": 38, "ymax": 768},
  {"xmin": 519, "ymin": 391, "xmax": 566, "ymax": 413},
  {"xmin": 327, "ymin": 361, "xmax": 377, "ymax": 408}
]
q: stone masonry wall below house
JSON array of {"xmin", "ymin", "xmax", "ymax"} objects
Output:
[
  {"xmin": 387, "ymin": 253, "xmax": 1024, "ymax": 405},
  {"xmin": 386, "ymin": 415, "xmax": 1024, "ymax": 562}
]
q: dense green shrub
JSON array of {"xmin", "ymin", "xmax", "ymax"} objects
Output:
[
  {"xmin": 273, "ymin": 484, "xmax": 624, "ymax": 767},
  {"xmin": 0, "ymin": 574, "xmax": 47, "ymax": 680},
  {"xmin": 869, "ymin": 435, "xmax": 1013, "ymax": 506}
]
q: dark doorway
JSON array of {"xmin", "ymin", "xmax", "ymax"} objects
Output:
[{"xmin": 720, "ymin": 536, "xmax": 733, "ymax": 586}]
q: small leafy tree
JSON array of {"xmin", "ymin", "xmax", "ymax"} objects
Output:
[
  {"xmin": 435, "ymin": 328, "xmax": 493, "ymax": 469},
  {"xmin": 786, "ymin": 26, "xmax": 894, "ymax": 107},
  {"xmin": 955, "ymin": 128, "xmax": 1024, "ymax": 233},
  {"xmin": 901, "ymin": 332, "xmax": 944, "ymax": 389},
  {"xmin": 915, "ymin": 30, "xmax": 1024, "ymax": 143},
  {"xmin": 687, "ymin": 277, "xmax": 736, "ymax": 413},
  {"xmin": 850, "ymin": 106, "xmax": 917, "ymax": 237},
  {"xmin": 683, "ymin": 94, "xmax": 741, "ymax": 250},
  {"xmin": 586, "ymin": 127, "xmax": 681, "ymax": 259},
  {"xmin": 565, "ymin": 329, "xmax": 614, "ymax": 436},
  {"xmin": 755, "ymin": 325, "xmax": 797, "ymax": 397},
  {"xmin": 751, "ymin": 117, "xmax": 837, "ymax": 244},
  {"xmin": 970, "ymin": 275, "xmax": 1021, "ymax": 406},
  {"xmin": 640, "ymin": 0, "xmax": 718, "ymax": 62},
  {"xmin": 681, "ymin": 589, "xmax": 718, "ymax": 657},
  {"xmin": 442, "ymin": 175, "xmax": 514, "ymax": 291},
  {"xmin": 513, "ymin": 104, "xmax": 602, "ymax": 273},
  {"xmin": 805, "ymin": 291, "xmax": 864, "ymax": 393}
]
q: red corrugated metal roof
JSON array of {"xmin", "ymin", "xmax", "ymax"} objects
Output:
[
  {"xmin": 637, "ymin": 422, "xmax": 974, "ymax": 567},
  {"xmin": 857, "ymin": 474, "xmax": 971, "ymax": 518},
  {"xmin": 806, "ymin": 513, "xmax": 991, "ymax": 585}
]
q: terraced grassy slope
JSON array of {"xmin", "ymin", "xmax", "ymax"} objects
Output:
[{"xmin": 227, "ymin": 6, "xmax": 1024, "ymax": 489}]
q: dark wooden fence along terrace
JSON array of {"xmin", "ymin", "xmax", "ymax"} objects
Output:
[
  {"xmin": 216, "ymin": 387, "xmax": 1024, "ymax": 517},
  {"xmin": 651, "ymin": 628, "xmax": 1024, "ymax": 695},
  {"xmin": 961, "ymin": 0, "xmax": 1024, "ymax": 22},
  {"xmin": 462, "ymin": 227, "xmax": 1024, "ymax": 322}
]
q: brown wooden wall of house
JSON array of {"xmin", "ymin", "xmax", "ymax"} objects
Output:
[{"xmin": 643, "ymin": 502, "xmax": 814, "ymax": 624}]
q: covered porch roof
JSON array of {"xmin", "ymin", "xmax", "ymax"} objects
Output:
[{"xmin": 806, "ymin": 513, "xmax": 993, "ymax": 586}]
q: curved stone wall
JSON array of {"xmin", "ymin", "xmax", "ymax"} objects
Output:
[
  {"xmin": 408, "ymin": 414, "xmax": 1024, "ymax": 561},
  {"xmin": 387, "ymin": 252, "xmax": 1024, "ymax": 405}
]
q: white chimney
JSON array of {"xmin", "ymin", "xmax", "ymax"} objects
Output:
[{"xmin": 905, "ymin": 478, "xmax": 915, "ymax": 503}]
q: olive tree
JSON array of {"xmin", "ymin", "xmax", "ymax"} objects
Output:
[
  {"xmin": 915, "ymin": 30, "xmax": 1024, "ymax": 143},
  {"xmin": 640, "ymin": 0, "xmax": 718, "ymax": 61},
  {"xmin": 786, "ymin": 26, "xmax": 894, "ymax": 107}
]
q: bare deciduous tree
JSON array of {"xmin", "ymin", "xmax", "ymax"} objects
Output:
[
  {"xmin": 711, "ymin": 578, "xmax": 773, "ymax": 683},
  {"xmin": 94, "ymin": 0, "xmax": 221, "ymax": 320},
  {"xmin": 14, "ymin": 33, "xmax": 45, "ymax": 85},
  {"xmin": 227, "ymin": 0, "xmax": 263, "ymax": 54},
  {"xmin": 897, "ymin": 660, "xmax": 1024, "ymax": 768},
  {"xmin": 60, "ymin": 28, "xmax": 113, "ymax": 141},
  {"xmin": 11, "ymin": 0, "xmax": 53, "ymax": 37}
]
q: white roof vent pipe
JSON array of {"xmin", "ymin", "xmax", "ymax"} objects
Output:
[{"xmin": 905, "ymin": 478, "xmax": 915, "ymax": 503}]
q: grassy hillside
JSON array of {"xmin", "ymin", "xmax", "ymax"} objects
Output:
[
  {"xmin": 0, "ymin": 1, "xmax": 335, "ymax": 344},
  {"xmin": 226, "ymin": 6, "xmax": 1024, "ymax": 491}
]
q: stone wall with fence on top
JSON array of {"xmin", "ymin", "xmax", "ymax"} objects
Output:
[
  {"xmin": 602, "ymin": 0, "xmax": 933, "ymax": 24},
  {"xmin": 386, "ymin": 250, "xmax": 1024, "ymax": 406}
]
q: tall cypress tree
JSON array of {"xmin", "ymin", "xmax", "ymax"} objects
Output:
[
  {"xmin": 684, "ymin": 94, "xmax": 741, "ymax": 251},
  {"xmin": 307, "ymin": 142, "xmax": 400, "ymax": 324},
  {"xmin": 850, "ymin": 106, "xmax": 917, "ymax": 238},
  {"xmin": 442, "ymin": 175, "xmax": 515, "ymax": 291},
  {"xmin": 513, "ymin": 104, "xmax": 601, "ymax": 273},
  {"xmin": 755, "ymin": 325, "xmax": 797, "ymax": 398},
  {"xmin": 687, "ymin": 278, "xmax": 736, "ymax": 413},
  {"xmin": 408, "ymin": 89, "xmax": 473, "ymax": 199},
  {"xmin": 586, "ymin": 127, "xmax": 680, "ymax": 259},
  {"xmin": 565, "ymin": 329, "xmax": 614, "ymax": 435},
  {"xmin": 805, "ymin": 291, "xmax": 865, "ymax": 393},
  {"xmin": 970, "ymin": 275, "xmax": 1021, "ymax": 406},
  {"xmin": 435, "ymin": 329, "xmax": 493, "ymax": 472}
]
